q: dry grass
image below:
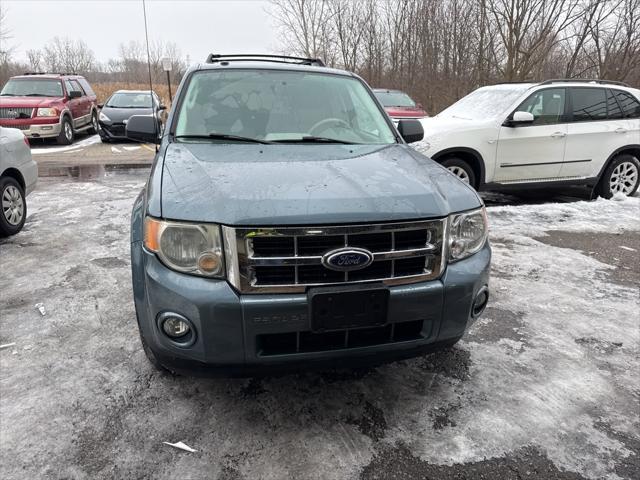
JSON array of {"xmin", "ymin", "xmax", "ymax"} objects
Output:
[{"xmin": 92, "ymin": 82, "xmax": 173, "ymax": 107}]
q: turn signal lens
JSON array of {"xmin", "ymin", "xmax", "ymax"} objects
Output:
[{"xmin": 143, "ymin": 217, "xmax": 162, "ymax": 252}]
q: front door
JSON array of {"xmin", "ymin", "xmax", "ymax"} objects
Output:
[
  {"xmin": 64, "ymin": 80, "xmax": 83, "ymax": 126},
  {"xmin": 494, "ymin": 88, "xmax": 568, "ymax": 182}
]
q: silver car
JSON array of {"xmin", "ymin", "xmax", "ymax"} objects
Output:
[{"xmin": 0, "ymin": 126, "xmax": 37, "ymax": 236}]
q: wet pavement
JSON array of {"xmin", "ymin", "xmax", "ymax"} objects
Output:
[{"xmin": 0, "ymin": 141, "xmax": 639, "ymax": 479}]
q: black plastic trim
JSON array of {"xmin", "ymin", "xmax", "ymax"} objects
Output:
[
  {"xmin": 431, "ymin": 147, "xmax": 486, "ymax": 186},
  {"xmin": 500, "ymin": 159, "xmax": 591, "ymax": 168}
]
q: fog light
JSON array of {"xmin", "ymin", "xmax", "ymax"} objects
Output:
[
  {"xmin": 162, "ymin": 315, "xmax": 190, "ymax": 338},
  {"xmin": 472, "ymin": 287, "xmax": 489, "ymax": 318}
]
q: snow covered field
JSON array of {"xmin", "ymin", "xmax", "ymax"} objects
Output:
[{"xmin": 0, "ymin": 173, "xmax": 638, "ymax": 479}]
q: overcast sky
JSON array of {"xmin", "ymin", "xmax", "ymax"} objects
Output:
[{"xmin": 2, "ymin": 0, "xmax": 280, "ymax": 64}]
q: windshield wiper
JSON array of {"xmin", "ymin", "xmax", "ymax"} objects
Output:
[
  {"xmin": 0, "ymin": 93, "xmax": 16, "ymax": 96},
  {"xmin": 25, "ymin": 93, "xmax": 48, "ymax": 97},
  {"xmin": 175, "ymin": 133, "xmax": 274, "ymax": 144},
  {"xmin": 273, "ymin": 136, "xmax": 357, "ymax": 145}
]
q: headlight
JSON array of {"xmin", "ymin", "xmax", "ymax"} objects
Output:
[
  {"xmin": 143, "ymin": 217, "xmax": 225, "ymax": 277},
  {"xmin": 36, "ymin": 107, "xmax": 58, "ymax": 117},
  {"xmin": 99, "ymin": 111, "xmax": 110, "ymax": 122},
  {"xmin": 448, "ymin": 207, "xmax": 488, "ymax": 262}
]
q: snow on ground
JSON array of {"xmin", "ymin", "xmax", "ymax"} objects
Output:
[
  {"xmin": 0, "ymin": 175, "xmax": 638, "ymax": 479},
  {"xmin": 30, "ymin": 134, "xmax": 101, "ymax": 155}
]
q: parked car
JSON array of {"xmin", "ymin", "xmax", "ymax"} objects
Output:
[
  {"xmin": 0, "ymin": 127, "xmax": 37, "ymax": 237},
  {"xmin": 126, "ymin": 54, "xmax": 490, "ymax": 376},
  {"xmin": 419, "ymin": 80, "xmax": 640, "ymax": 198},
  {"xmin": 373, "ymin": 88, "xmax": 428, "ymax": 120},
  {"xmin": 0, "ymin": 73, "xmax": 99, "ymax": 145},
  {"xmin": 98, "ymin": 90, "xmax": 166, "ymax": 142}
]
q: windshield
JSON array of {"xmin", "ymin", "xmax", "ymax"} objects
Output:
[
  {"xmin": 174, "ymin": 70, "xmax": 396, "ymax": 144},
  {"xmin": 0, "ymin": 78, "xmax": 63, "ymax": 97},
  {"xmin": 375, "ymin": 91, "xmax": 416, "ymax": 108},
  {"xmin": 438, "ymin": 87, "xmax": 529, "ymax": 119},
  {"xmin": 106, "ymin": 92, "xmax": 153, "ymax": 108}
]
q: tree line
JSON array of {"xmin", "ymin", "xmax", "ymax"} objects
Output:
[
  {"xmin": 269, "ymin": 0, "xmax": 640, "ymax": 114},
  {"xmin": 0, "ymin": 28, "xmax": 188, "ymax": 88}
]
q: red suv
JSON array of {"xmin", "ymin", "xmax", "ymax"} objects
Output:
[
  {"xmin": 0, "ymin": 73, "xmax": 99, "ymax": 144},
  {"xmin": 373, "ymin": 88, "xmax": 428, "ymax": 121}
]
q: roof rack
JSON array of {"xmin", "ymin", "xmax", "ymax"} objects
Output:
[
  {"xmin": 205, "ymin": 54, "xmax": 325, "ymax": 67},
  {"xmin": 539, "ymin": 78, "xmax": 629, "ymax": 87},
  {"xmin": 22, "ymin": 72, "xmax": 77, "ymax": 76}
]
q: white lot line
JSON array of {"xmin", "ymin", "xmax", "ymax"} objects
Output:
[
  {"xmin": 30, "ymin": 134, "xmax": 101, "ymax": 155},
  {"xmin": 111, "ymin": 146, "xmax": 122, "ymax": 154},
  {"xmin": 122, "ymin": 146, "xmax": 141, "ymax": 152}
]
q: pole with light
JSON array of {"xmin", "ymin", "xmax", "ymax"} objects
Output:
[{"xmin": 162, "ymin": 57, "xmax": 172, "ymax": 103}]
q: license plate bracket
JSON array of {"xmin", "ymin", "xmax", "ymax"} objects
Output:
[{"xmin": 308, "ymin": 284, "xmax": 389, "ymax": 332}]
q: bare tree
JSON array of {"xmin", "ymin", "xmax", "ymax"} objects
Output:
[{"xmin": 36, "ymin": 37, "xmax": 96, "ymax": 74}]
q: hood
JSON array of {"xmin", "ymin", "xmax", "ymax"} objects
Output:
[
  {"xmin": 158, "ymin": 142, "xmax": 481, "ymax": 225},
  {"xmin": 0, "ymin": 96, "xmax": 64, "ymax": 108},
  {"xmin": 100, "ymin": 106, "xmax": 153, "ymax": 123},
  {"xmin": 385, "ymin": 106, "xmax": 428, "ymax": 117},
  {"xmin": 419, "ymin": 115, "xmax": 497, "ymax": 141}
]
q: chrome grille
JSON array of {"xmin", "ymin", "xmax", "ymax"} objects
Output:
[
  {"xmin": 0, "ymin": 107, "xmax": 34, "ymax": 119},
  {"xmin": 223, "ymin": 220, "xmax": 447, "ymax": 293}
]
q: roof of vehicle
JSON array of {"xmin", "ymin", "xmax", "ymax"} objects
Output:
[
  {"xmin": 490, "ymin": 79, "xmax": 637, "ymax": 93},
  {"xmin": 12, "ymin": 73, "xmax": 85, "ymax": 80},
  {"xmin": 112, "ymin": 90, "xmax": 156, "ymax": 94},
  {"xmin": 372, "ymin": 88, "xmax": 408, "ymax": 94},
  {"xmin": 192, "ymin": 60, "xmax": 355, "ymax": 78}
]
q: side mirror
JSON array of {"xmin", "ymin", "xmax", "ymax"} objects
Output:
[
  {"xmin": 397, "ymin": 119, "xmax": 424, "ymax": 143},
  {"xmin": 509, "ymin": 111, "xmax": 535, "ymax": 125},
  {"xmin": 68, "ymin": 90, "xmax": 82, "ymax": 99},
  {"xmin": 158, "ymin": 104, "xmax": 167, "ymax": 111},
  {"xmin": 97, "ymin": 103, "xmax": 104, "ymax": 109},
  {"xmin": 126, "ymin": 115, "xmax": 161, "ymax": 144}
]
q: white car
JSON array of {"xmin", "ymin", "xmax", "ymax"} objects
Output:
[
  {"xmin": 0, "ymin": 126, "xmax": 37, "ymax": 236},
  {"xmin": 417, "ymin": 80, "xmax": 640, "ymax": 198}
]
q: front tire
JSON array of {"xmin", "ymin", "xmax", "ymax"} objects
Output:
[
  {"xmin": 597, "ymin": 154, "xmax": 640, "ymax": 199},
  {"xmin": 0, "ymin": 177, "xmax": 27, "ymax": 237},
  {"xmin": 57, "ymin": 116, "xmax": 74, "ymax": 145},
  {"xmin": 88, "ymin": 110, "xmax": 98, "ymax": 135},
  {"xmin": 442, "ymin": 158, "xmax": 476, "ymax": 188}
]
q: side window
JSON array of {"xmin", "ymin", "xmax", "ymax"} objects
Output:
[
  {"xmin": 606, "ymin": 90, "xmax": 623, "ymax": 119},
  {"xmin": 77, "ymin": 78, "xmax": 95, "ymax": 97},
  {"xmin": 614, "ymin": 91, "xmax": 640, "ymax": 119},
  {"xmin": 64, "ymin": 80, "xmax": 74, "ymax": 96},
  {"xmin": 70, "ymin": 80, "xmax": 85, "ymax": 96},
  {"xmin": 571, "ymin": 88, "xmax": 606, "ymax": 121},
  {"xmin": 516, "ymin": 88, "xmax": 566, "ymax": 125}
]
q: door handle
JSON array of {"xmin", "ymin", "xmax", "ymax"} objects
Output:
[
  {"xmin": 615, "ymin": 128, "xmax": 628, "ymax": 134},
  {"xmin": 550, "ymin": 132, "xmax": 566, "ymax": 138}
]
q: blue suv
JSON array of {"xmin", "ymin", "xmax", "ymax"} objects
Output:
[{"xmin": 126, "ymin": 54, "xmax": 490, "ymax": 376}]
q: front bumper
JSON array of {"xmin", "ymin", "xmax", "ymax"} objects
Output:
[
  {"xmin": 0, "ymin": 120, "xmax": 61, "ymax": 139},
  {"xmin": 132, "ymin": 242, "xmax": 490, "ymax": 376},
  {"xmin": 98, "ymin": 122, "xmax": 127, "ymax": 140}
]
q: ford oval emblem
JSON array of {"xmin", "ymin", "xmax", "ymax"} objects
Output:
[{"xmin": 322, "ymin": 247, "xmax": 374, "ymax": 272}]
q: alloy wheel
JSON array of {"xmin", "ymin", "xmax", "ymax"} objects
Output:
[
  {"xmin": 65, "ymin": 121, "xmax": 73, "ymax": 141},
  {"xmin": 447, "ymin": 166, "xmax": 470, "ymax": 184},
  {"xmin": 2, "ymin": 185, "xmax": 24, "ymax": 226},
  {"xmin": 610, "ymin": 161, "xmax": 639, "ymax": 195}
]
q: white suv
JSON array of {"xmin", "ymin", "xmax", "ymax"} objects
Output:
[{"xmin": 417, "ymin": 80, "xmax": 640, "ymax": 197}]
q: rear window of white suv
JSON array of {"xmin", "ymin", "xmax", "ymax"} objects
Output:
[{"xmin": 613, "ymin": 90, "xmax": 640, "ymax": 119}]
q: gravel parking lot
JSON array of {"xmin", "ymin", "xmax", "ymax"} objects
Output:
[{"xmin": 1, "ymin": 141, "xmax": 639, "ymax": 479}]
